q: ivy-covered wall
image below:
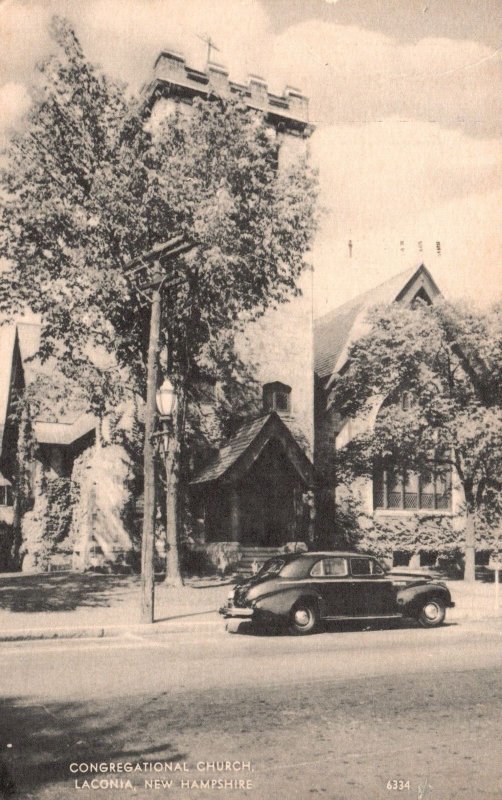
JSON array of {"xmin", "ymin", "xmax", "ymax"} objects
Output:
[
  {"xmin": 69, "ymin": 440, "xmax": 134, "ymax": 570},
  {"xmin": 21, "ymin": 469, "xmax": 74, "ymax": 571},
  {"xmin": 332, "ymin": 487, "xmax": 498, "ymax": 571}
]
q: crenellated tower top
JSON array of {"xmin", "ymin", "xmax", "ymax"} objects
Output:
[{"xmin": 143, "ymin": 49, "xmax": 313, "ymax": 138}]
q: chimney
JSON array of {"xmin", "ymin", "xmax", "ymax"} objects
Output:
[{"xmin": 263, "ymin": 382, "xmax": 292, "ymax": 416}]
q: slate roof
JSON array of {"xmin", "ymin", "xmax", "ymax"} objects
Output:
[
  {"xmin": 0, "ymin": 325, "xmax": 18, "ymax": 452},
  {"xmin": 314, "ymin": 265, "xmax": 440, "ymax": 383},
  {"xmin": 191, "ymin": 415, "xmax": 272, "ymax": 485},
  {"xmin": 191, "ymin": 412, "xmax": 313, "ymax": 486}
]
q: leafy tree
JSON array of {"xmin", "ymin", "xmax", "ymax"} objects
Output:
[
  {"xmin": 0, "ymin": 17, "xmax": 318, "ymax": 580},
  {"xmin": 331, "ymin": 300, "xmax": 502, "ymax": 581}
]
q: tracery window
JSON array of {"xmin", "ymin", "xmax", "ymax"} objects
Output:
[{"xmin": 374, "ymin": 459, "xmax": 451, "ymax": 511}]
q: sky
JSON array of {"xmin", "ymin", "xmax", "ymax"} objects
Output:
[{"xmin": 0, "ymin": 0, "xmax": 500, "ymax": 315}]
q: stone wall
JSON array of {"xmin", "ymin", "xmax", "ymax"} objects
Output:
[{"xmin": 237, "ymin": 270, "xmax": 314, "ymax": 454}]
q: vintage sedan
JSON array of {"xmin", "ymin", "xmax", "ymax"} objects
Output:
[{"xmin": 220, "ymin": 551, "xmax": 455, "ymax": 634}]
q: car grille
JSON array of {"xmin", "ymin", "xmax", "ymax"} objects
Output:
[{"xmin": 233, "ymin": 587, "xmax": 248, "ymax": 608}]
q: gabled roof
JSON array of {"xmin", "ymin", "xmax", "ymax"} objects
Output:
[
  {"xmin": 314, "ymin": 264, "xmax": 441, "ymax": 385},
  {"xmin": 0, "ymin": 319, "xmax": 97, "ymax": 452},
  {"xmin": 0, "ymin": 325, "xmax": 23, "ymax": 453},
  {"xmin": 191, "ymin": 412, "xmax": 313, "ymax": 487}
]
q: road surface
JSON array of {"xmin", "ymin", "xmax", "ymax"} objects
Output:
[{"xmin": 0, "ymin": 617, "xmax": 501, "ymax": 800}]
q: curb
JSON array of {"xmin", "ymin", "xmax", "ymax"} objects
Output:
[
  {"xmin": 0, "ymin": 617, "xmax": 223, "ymax": 643},
  {"xmin": 1, "ymin": 610, "xmax": 500, "ymax": 643}
]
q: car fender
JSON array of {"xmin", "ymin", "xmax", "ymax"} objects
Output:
[
  {"xmin": 396, "ymin": 583, "xmax": 452, "ymax": 617},
  {"xmin": 253, "ymin": 586, "xmax": 325, "ymax": 619}
]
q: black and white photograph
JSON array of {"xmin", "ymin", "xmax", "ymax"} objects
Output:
[{"xmin": 0, "ymin": 1, "xmax": 501, "ymax": 798}]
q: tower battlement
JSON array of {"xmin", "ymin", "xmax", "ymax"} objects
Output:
[{"xmin": 143, "ymin": 49, "xmax": 312, "ymax": 136}]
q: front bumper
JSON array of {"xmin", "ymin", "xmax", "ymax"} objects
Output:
[{"xmin": 219, "ymin": 603, "xmax": 254, "ymax": 619}]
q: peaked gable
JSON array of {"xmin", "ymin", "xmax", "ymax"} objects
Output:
[
  {"xmin": 314, "ymin": 265, "xmax": 441, "ymax": 386},
  {"xmin": 0, "ymin": 325, "xmax": 25, "ymax": 455},
  {"xmin": 191, "ymin": 412, "xmax": 313, "ymax": 487}
]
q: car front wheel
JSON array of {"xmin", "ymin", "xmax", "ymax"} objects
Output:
[
  {"xmin": 417, "ymin": 597, "xmax": 446, "ymax": 628},
  {"xmin": 290, "ymin": 601, "xmax": 319, "ymax": 635}
]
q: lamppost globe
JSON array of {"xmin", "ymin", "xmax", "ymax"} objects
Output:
[{"xmin": 156, "ymin": 377, "xmax": 176, "ymax": 419}]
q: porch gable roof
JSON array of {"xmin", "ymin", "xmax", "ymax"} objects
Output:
[{"xmin": 191, "ymin": 412, "xmax": 313, "ymax": 488}]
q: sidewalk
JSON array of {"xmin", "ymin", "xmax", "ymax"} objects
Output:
[
  {"xmin": 447, "ymin": 579, "xmax": 502, "ymax": 622},
  {"xmin": 0, "ymin": 572, "xmax": 230, "ymax": 642},
  {"xmin": 0, "ymin": 572, "xmax": 500, "ymax": 642}
]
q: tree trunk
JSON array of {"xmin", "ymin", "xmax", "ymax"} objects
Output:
[{"xmin": 464, "ymin": 510, "xmax": 476, "ymax": 583}]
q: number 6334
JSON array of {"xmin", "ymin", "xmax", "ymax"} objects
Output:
[{"xmin": 387, "ymin": 780, "xmax": 410, "ymax": 791}]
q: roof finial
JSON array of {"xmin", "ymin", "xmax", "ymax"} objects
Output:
[{"xmin": 197, "ymin": 33, "xmax": 220, "ymax": 69}]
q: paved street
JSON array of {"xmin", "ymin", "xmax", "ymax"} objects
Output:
[{"xmin": 1, "ymin": 618, "xmax": 501, "ymax": 800}]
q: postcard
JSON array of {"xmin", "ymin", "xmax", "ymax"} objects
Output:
[{"xmin": 0, "ymin": 2, "xmax": 500, "ymax": 799}]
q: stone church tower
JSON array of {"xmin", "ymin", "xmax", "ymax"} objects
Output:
[{"xmin": 143, "ymin": 50, "xmax": 315, "ymax": 454}]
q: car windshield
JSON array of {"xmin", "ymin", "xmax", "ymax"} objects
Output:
[{"xmin": 255, "ymin": 558, "xmax": 286, "ymax": 578}]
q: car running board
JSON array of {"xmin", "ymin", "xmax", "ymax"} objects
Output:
[{"xmin": 323, "ymin": 614, "xmax": 403, "ymax": 621}]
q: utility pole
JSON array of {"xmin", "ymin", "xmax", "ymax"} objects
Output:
[{"xmin": 125, "ymin": 236, "xmax": 193, "ymax": 624}]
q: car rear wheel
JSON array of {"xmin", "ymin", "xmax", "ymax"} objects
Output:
[
  {"xmin": 290, "ymin": 601, "xmax": 319, "ymax": 635},
  {"xmin": 418, "ymin": 597, "xmax": 446, "ymax": 628}
]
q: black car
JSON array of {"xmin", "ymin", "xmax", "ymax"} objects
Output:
[{"xmin": 220, "ymin": 551, "xmax": 455, "ymax": 635}]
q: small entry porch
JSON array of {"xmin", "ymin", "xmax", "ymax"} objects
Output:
[{"xmin": 190, "ymin": 413, "xmax": 314, "ymax": 551}]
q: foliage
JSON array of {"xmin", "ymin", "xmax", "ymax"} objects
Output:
[
  {"xmin": 0, "ymin": 16, "xmax": 318, "ymax": 418},
  {"xmin": 331, "ymin": 300, "xmax": 502, "ymax": 558},
  {"xmin": 5, "ymin": 398, "xmax": 37, "ymax": 570},
  {"xmin": 0, "ymin": 17, "xmax": 318, "ymax": 575},
  {"xmin": 332, "ymin": 487, "xmax": 461, "ymax": 558},
  {"xmin": 21, "ymin": 472, "xmax": 74, "ymax": 571}
]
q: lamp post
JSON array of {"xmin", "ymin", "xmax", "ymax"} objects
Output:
[{"xmin": 156, "ymin": 377, "xmax": 183, "ymax": 587}]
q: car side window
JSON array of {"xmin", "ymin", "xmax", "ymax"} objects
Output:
[
  {"xmin": 310, "ymin": 560, "xmax": 323, "ymax": 577},
  {"xmin": 371, "ymin": 559, "xmax": 385, "ymax": 575},
  {"xmin": 324, "ymin": 557, "xmax": 348, "ymax": 576},
  {"xmin": 310, "ymin": 558, "xmax": 348, "ymax": 577},
  {"xmin": 351, "ymin": 557, "xmax": 372, "ymax": 576}
]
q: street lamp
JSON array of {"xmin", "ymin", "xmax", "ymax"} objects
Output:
[
  {"xmin": 156, "ymin": 377, "xmax": 177, "ymax": 420},
  {"xmin": 155, "ymin": 376, "xmax": 183, "ymax": 589}
]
